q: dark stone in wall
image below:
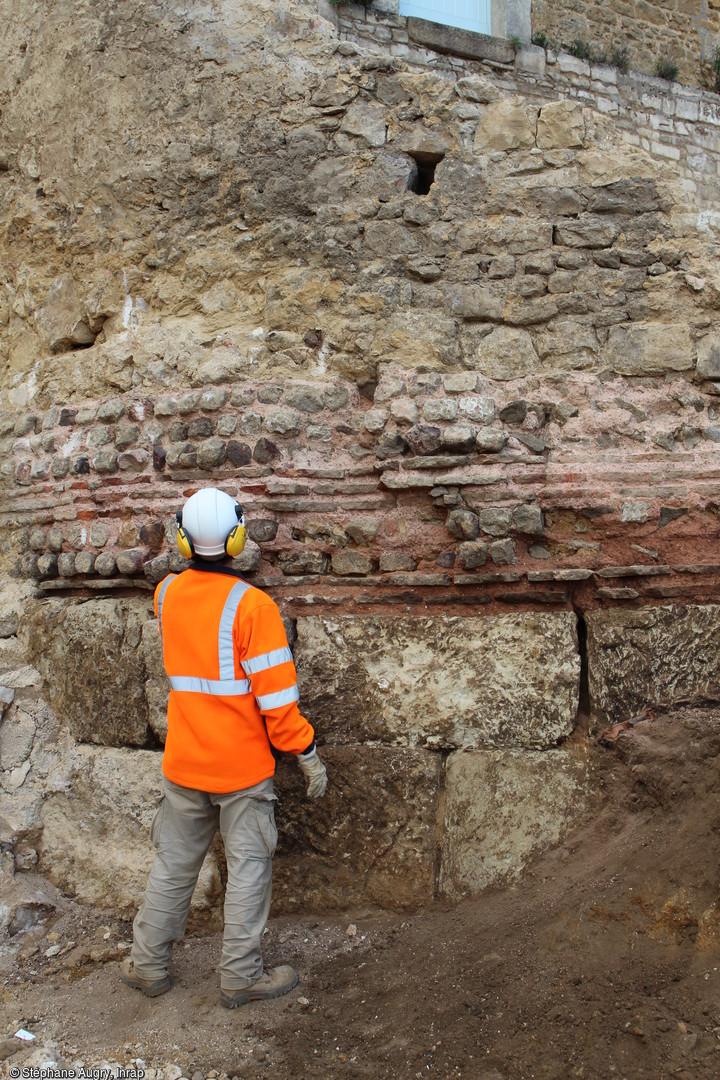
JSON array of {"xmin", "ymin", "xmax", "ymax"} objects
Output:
[
  {"xmin": 253, "ymin": 437, "xmax": 280, "ymax": 464},
  {"xmin": 139, "ymin": 520, "xmax": 166, "ymax": 552}
]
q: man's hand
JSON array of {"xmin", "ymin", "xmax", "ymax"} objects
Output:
[{"xmin": 296, "ymin": 746, "xmax": 328, "ymax": 799}]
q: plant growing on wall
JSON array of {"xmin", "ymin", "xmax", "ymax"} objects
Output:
[
  {"xmin": 655, "ymin": 57, "xmax": 679, "ymax": 81},
  {"xmin": 699, "ymin": 46, "xmax": 720, "ymax": 93},
  {"xmin": 532, "ymin": 31, "xmax": 630, "ymax": 74},
  {"xmin": 610, "ymin": 45, "xmax": 629, "ymax": 73},
  {"xmin": 568, "ymin": 38, "xmax": 594, "ymax": 61}
]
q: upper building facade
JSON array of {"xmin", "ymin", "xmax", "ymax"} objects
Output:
[{"xmin": 328, "ymin": 0, "xmax": 720, "ymax": 88}]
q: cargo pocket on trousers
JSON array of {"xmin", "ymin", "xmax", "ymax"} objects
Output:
[
  {"xmin": 150, "ymin": 796, "xmax": 166, "ymax": 849},
  {"xmin": 252, "ymin": 799, "xmax": 278, "ymax": 858}
]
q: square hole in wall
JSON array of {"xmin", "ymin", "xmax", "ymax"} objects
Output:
[{"xmin": 407, "ymin": 151, "xmax": 445, "ymax": 195}]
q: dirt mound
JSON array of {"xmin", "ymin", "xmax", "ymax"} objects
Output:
[{"xmin": 4, "ymin": 706, "xmax": 720, "ymax": 1079}]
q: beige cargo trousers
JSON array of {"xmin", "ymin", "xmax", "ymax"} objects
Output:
[{"xmin": 131, "ymin": 774, "xmax": 278, "ymax": 990}]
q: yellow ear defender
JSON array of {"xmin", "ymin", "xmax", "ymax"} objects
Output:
[
  {"xmin": 224, "ymin": 504, "xmax": 247, "ymax": 558},
  {"xmin": 175, "ymin": 510, "xmax": 195, "ymax": 559}
]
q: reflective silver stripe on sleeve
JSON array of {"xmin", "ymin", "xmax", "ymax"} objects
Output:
[
  {"xmin": 169, "ymin": 675, "xmax": 252, "ymax": 696},
  {"xmin": 157, "ymin": 574, "xmax": 177, "ymax": 653},
  {"xmin": 241, "ymin": 646, "xmax": 293, "ymax": 677},
  {"xmin": 256, "ymin": 685, "xmax": 300, "ymax": 711},
  {"xmin": 157, "ymin": 574, "xmax": 177, "ymax": 626},
  {"xmin": 217, "ymin": 580, "xmax": 251, "ymax": 680}
]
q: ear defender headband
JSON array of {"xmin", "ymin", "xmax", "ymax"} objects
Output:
[{"xmin": 175, "ymin": 502, "xmax": 247, "ymax": 559}]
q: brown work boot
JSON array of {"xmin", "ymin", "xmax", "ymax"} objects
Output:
[
  {"xmin": 119, "ymin": 956, "xmax": 173, "ymax": 998},
  {"xmin": 220, "ymin": 965, "xmax": 299, "ymax": 1009}
]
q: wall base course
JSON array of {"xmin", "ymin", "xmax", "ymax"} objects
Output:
[{"xmin": 2, "ymin": 0, "xmax": 720, "ymax": 919}]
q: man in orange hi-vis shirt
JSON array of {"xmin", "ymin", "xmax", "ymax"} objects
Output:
[{"xmin": 119, "ymin": 487, "xmax": 327, "ymax": 1008}]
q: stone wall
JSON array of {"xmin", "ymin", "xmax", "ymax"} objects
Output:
[
  {"xmin": 1, "ymin": 0, "xmax": 720, "ymax": 928},
  {"xmin": 336, "ymin": 0, "xmax": 720, "ymax": 89},
  {"xmin": 2, "ymin": 587, "xmax": 588, "ymax": 916},
  {"xmin": 532, "ymin": 0, "xmax": 720, "ymax": 89},
  {"xmin": 336, "ymin": 4, "xmax": 720, "ymax": 207}
]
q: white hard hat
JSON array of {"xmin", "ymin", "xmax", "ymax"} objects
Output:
[{"xmin": 180, "ymin": 487, "xmax": 242, "ymax": 557}]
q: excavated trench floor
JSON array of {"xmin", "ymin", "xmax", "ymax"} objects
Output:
[{"xmin": 3, "ymin": 705, "xmax": 720, "ymax": 1080}]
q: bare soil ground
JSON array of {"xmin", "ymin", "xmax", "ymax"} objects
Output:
[{"xmin": 4, "ymin": 705, "xmax": 720, "ymax": 1080}]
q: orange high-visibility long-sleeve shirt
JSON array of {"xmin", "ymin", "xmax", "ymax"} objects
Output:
[{"xmin": 153, "ymin": 567, "xmax": 315, "ymax": 793}]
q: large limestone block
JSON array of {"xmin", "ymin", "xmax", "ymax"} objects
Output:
[
  {"xmin": 0, "ymin": 699, "xmax": 75, "ymax": 842},
  {"xmin": 471, "ymin": 326, "xmax": 540, "ymax": 380},
  {"xmin": 37, "ymin": 745, "xmax": 221, "ymax": 922},
  {"xmin": 363, "ymin": 220, "xmax": 419, "ymax": 257},
  {"xmin": 536, "ymin": 100, "xmax": 585, "ymax": 149},
  {"xmin": 457, "ymin": 218, "xmax": 552, "ymax": 255},
  {"xmin": 29, "ymin": 598, "xmax": 152, "ymax": 747},
  {"xmin": 371, "ymin": 309, "xmax": 459, "ymax": 368},
  {"xmin": 294, "ymin": 614, "xmax": 580, "ymax": 749},
  {"xmin": 474, "ymin": 98, "xmax": 537, "ymax": 151},
  {"xmin": 340, "ymin": 99, "xmax": 387, "ymax": 147},
  {"xmin": 554, "ymin": 216, "xmax": 619, "ymax": 248},
  {"xmin": 37, "ymin": 743, "xmax": 438, "ymax": 919},
  {"xmin": 587, "ymin": 605, "xmax": 720, "ymax": 725},
  {"xmin": 696, "ymin": 335, "xmax": 720, "ymax": 380},
  {"xmin": 396, "ymin": 71, "xmax": 458, "ymax": 113},
  {"xmin": 605, "ymin": 322, "xmax": 694, "ymax": 375},
  {"xmin": 0, "ymin": 578, "xmax": 34, "ymax": 627},
  {"xmin": 271, "ymin": 745, "xmax": 441, "ymax": 912},
  {"xmin": 366, "ymin": 150, "xmax": 416, "ymax": 199},
  {"xmin": 439, "ymin": 748, "xmax": 588, "ymax": 898},
  {"xmin": 141, "ymin": 617, "xmax": 168, "ymax": 742},
  {"xmin": 35, "ymin": 274, "xmax": 95, "ymax": 352}
]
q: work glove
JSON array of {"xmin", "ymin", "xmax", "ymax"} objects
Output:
[{"xmin": 296, "ymin": 745, "xmax": 328, "ymax": 799}]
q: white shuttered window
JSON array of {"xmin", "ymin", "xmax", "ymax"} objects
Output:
[{"xmin": 398, "ymin": 0, "xmax": 491, "ymax": 35}]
